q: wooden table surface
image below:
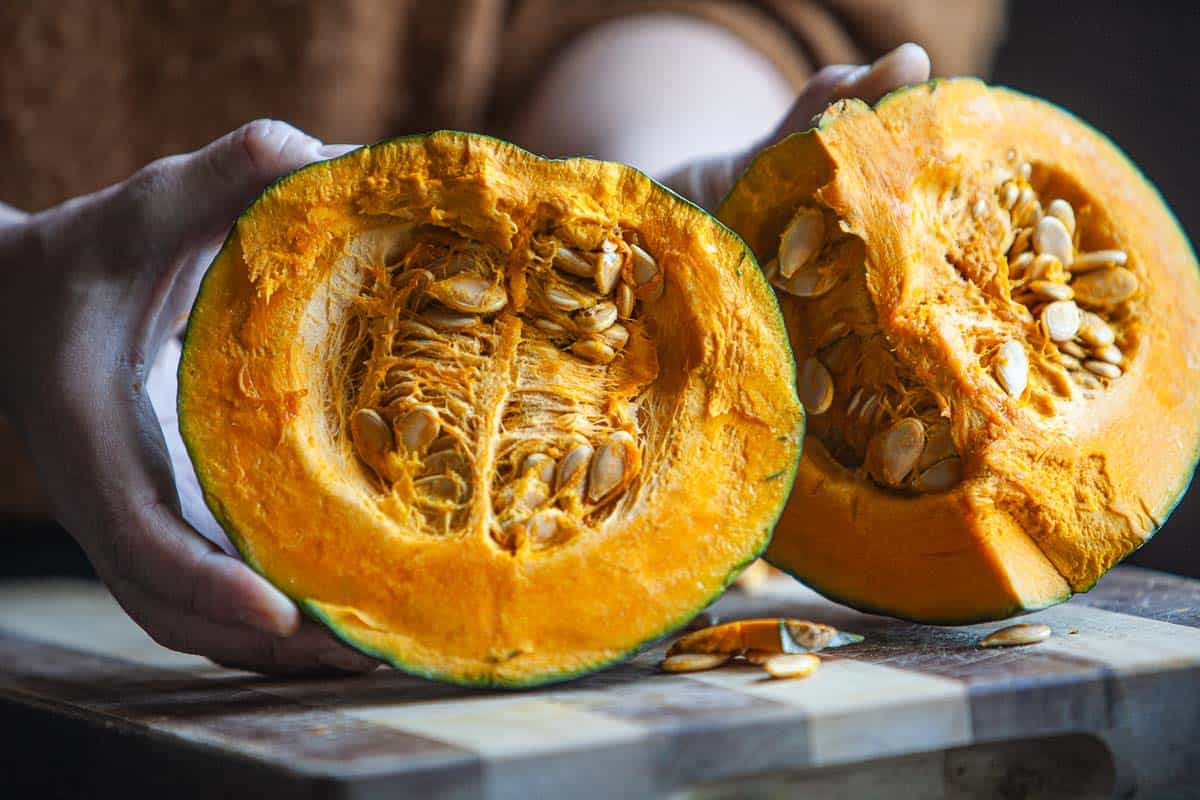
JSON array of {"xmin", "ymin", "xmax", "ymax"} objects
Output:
[{"xmin": 0, "ymin": 565, "xmax": 1198, "ymax": 799}]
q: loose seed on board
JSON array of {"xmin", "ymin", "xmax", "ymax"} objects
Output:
[
  {"xmin": 1072, "ymin": 267, "xmax": 1139, "ymax": 309},
  {"xmin": 661, "ymin": 653, "xmax": 730, "ymax": 673},
  {"xmin": 979, "ymin": 623, "xmax": 1051, "ymax": 648},
  {"xmin": 1046, "ymin": 199, "xmax": 1076, "ymax": 235},
  {"xmin": 1084, "ymin": 359, "xmax": 1122, "ymax": 379},
  {"xmin": 877, "ymin": 418, "xmax": 926, "ymax": 486},
  {"xmin": 1034, "ymin": 216, "xmax": 1073, "ymax": 265},
  {"xmin": 1071, "ymin": 249, "xmax": 1128, "ymax": 272},
  {"xmin": 1029, "ymin": 280, "xmax": 1074, "ymax": 302},
  {"xmin": 553, "ymin": 247, "xmax": 594, "ymax": 278},
  {"xmin": 398, "ymin": 405, "xmax": 441, "ymax": 452},
  {"xmin": 914, "ymin": 457, "xmax": 962, "ymax": 493},
  {"xmin": 588, "ymin": 431, "xmax": 635, "ymax": 503},
  {"xmin": 778, "ymin": 208, "xmax": 824, "ymax": 279},
  {"xmin": 763, "ymin": 653, "xmax": 821, "ymax": 680},
  {"xmin": 351, "ymin": 408, "xmax": 393, "ymax": 462},
  {"xmin": 995, "ymin": 340, "xmax": 1028, "ymax": 399},
  {"xmin": 1093, "ymin": 344, "xmax": 1123, "ymax": 365},
  {"xmin": 797, "ymin": 357, "xmax": 834, "ymax": 415},
  {"xmin": 1042, "ymin": 300, "xmax": 1081, "ymax": 342}
]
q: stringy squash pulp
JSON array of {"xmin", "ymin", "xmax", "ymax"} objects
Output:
[
  {"xmin": 179, "ymin": 132, "xmax": 802, "ymax": 686},
  {"xmin": 719, "ymin": 79, "xmax": 1200, "ymax": 623}
]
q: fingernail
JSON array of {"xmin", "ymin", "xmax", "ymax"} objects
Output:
[
  {"xmin": 317, "ymin": 647, "xmax": 379, "ymax": 673},
  {"xmin": 831, "ymin": 65, "xmax": 871, "ymax": 99},
  {"xmin": 317, "ymin": 143, "xmax": 360, "ymax": 158}
]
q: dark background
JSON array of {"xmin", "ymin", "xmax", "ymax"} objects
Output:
[
  {"xmin": 4, "ymin": 2, "xmax": 1200, "ymax": 581},
  {"xmin": 990, "ymin": 3, "xmax": 1200, "ymax": 577}
]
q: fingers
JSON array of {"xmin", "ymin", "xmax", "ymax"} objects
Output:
[
  {"xmin": 830, "ymin": 42, "xmax": 931, "ymax": 105},
  {"xmin": 113, "ymin": 580, "xmax": 379, "ymax": 675}
]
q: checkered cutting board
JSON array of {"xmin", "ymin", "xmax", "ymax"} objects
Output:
[{"xmin": 1, "ymin": 566, "xmax": 1198, "ymax": 798}]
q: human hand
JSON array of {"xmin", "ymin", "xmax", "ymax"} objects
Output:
[
  {"xmin": 661, "ymin": 43, "xmax": 932, "ymax": 212},
  {"xmin": 0, "ymin": 120, "xmax": 380, "ymax": 674}
]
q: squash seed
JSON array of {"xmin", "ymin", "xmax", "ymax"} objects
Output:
[
  {"xmin": 570, "ymin": 338, "xmax": 616, "ymax": 364},
  {"xmin": 877, "ymin": 418, "xmax": 926, "ymax": 486},
  {"xmin": 588, "ymin": 431, "xmax": 635, "ymax": 503},
  {"xmin": 599, "ymin": 322, "xmax": 630, "ymax": 350},
  {"xmin": 1084, "ymin": 359, "xmax": 1122, "ymax": 379},
  {"xmin": 661, "ymin": 653, "xmax": 730, "ymax": 673},
  {"xmin": 574, "ymin": 301, "xmax": 618, "ymax": 333},
  {"xmin": 553, "ymin": 246, "xmax": 594, "ymax": 278},
  {"xmin": 763, "ymin": 653, "xmax": 820, "ymax": 680},
  {"xmin": 351, "ymin": 408, "xmax": 393, "ymax": 462},
  {"xmin": 631, "ymin": 244, "xmax": 660, "ymax": 286},
  {"xmin": 979, "ymin": 622, "xmax": 1051, "ymax": 648},
  {"xmin": 522, "ymin": 453, "xmax": 557, "ymax": 484},
  {"xmin": 797, "ymin": 357, "xmax": 834, "ymax": 415},
  {"xmin": 778, "ymin": 208, "xmax": 824, "ymax": 279},
  {"xmin": 1010, "ymin": 251, "xmax": 1034, "ymax": 277},
  {"xmin": 1046, "ymin": 199, "xmax": 1076, "ymax": 235},
  {"xmin": 526, "ymin": 510, "xmax": 563, "ymax": 545},
  {"xmin": 1060, "ymin": 339, "xmax": 1088, "ymax": 360},
  {"xmin": 1034, "ymin": 215, "xmax": 1073, "ymax": 265},
  {"xmin": 1072, "ymin": 267, "xmax": 1138, "ymax": 309},
  {"xmin": 555, "ymin": 445, "xmax": 593, "ymax": 492},
  {"xmin": 533, "ymin": 318, "xmax": 568, "ymax": 336},
  {"xmin": 1029, "ymin": 280, "xmax": 1074, "ymax": 302},
  {"xmin": 1001, "ymin": 182, "xmax": 1020, "ymax": 209},
  {"xmin": 398, "ymin": 405, "xmax": 441, "ymax": 452},
  {"xmin": 595, "ymin": 250, "xmax": 622, "ymax": 295},
  {"xmin": 424, "ymin": 308, "xmax": 479, "ymax": 330},
  {"xmin": 1054, "ymin": 352, "xmax": 1082, "ymax": 370},
  {"xmin": 425, "ymin": 449, "xmax": 469, "ymax": 476},
  {"xmin": 995, "ymin": 340, "xmax": 1028, "ymax": 399},
  {"xmin": 397, "ymin": 319, "xmax": 440, "ymax": 340},
  {"xmin": 1071, "ymin": 249, "xmax": 1128, "ymax": 272},
  {"xmin": 1042, "ymin": 300, "xmax": 1081, "ymax": 342},
  {"xmin": 1029, "ymin": 253, "xmax": 1063, "ymax": 282},
  {"xmin": 1093, "ymin": 343, "xmax": 1123, "ymax": 365},
  {"xmin": 615, "ymin": 282, "xmax": 636, "ymax": 318},
  {"xmin": 918, "ymin": 420, "xmax": 956, "ymax": 470},
  {"xmin": 743, "ymin": 650, "xmax": 772, "ymax": 666},
  {"xmin": 428, "ymin": 274, "xmax": 508, "ymax": 315},
  {"xmin": 414, "ymin": 475, "xmax": 460, "ymax": 502},
  {"xmin": 1018, "ymin": 161, "xmax": 1033, "ymax": 181},
  {"xmin": 1077, "ymin": 312, "xmax": 1115, "ymax": 347},
  {"xmin": 545, "ymin": 285, "xmax": 586, "ymax": 312},
  {"xmin": 914, "ymin": 457, "xmax": 962, "ymax": 493}
]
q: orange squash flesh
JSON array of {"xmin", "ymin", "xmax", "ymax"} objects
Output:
[
  {"xmin": 719, "ymin": 79, "xmax": 1200, "ymax": 623},
  {"xmin": 179, "ymin": 132, "xmax": 802, "ymax": 686}
]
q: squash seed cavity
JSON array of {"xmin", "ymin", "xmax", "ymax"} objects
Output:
[{"xmin": 339, "ymin": 224, "xmax": 664, "ymax": 552}]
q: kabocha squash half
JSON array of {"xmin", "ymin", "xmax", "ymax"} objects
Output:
[
  {"xmin": 179, "ymin": 132, "xmax": 802, "ymax": 686},
  {"xmin": 719, "ymin": 78, "xmax": 1200, "ymax": 624}
]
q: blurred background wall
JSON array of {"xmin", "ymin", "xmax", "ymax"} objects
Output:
[{"xmin": 990, "ymin": 3, "xmax": 1200, "ymax": 577}]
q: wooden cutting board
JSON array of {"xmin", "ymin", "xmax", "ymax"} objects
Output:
[{"xmin": 0, "ymin": 565, "xmax": 1198, "ymax": 798}]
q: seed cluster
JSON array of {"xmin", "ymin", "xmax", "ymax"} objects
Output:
[
  {"xmin": 994, "ymin": 158, "xmax": 1137, "ymax": 395},
  {"xmin": 768, "ymin": 151, "xmax": 1140, "ymax": 496},
  {"xmin": 343, "ymin": 224, "xmax": 664, "ymax": 552}
]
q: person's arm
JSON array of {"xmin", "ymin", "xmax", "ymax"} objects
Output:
[
  {"xmin": 0, "ymin": 121, "xmax": 376, "ymax": 674},
  {"xmin": 509, "ymin": 13, "xmax": 929, "ymax": 210}
]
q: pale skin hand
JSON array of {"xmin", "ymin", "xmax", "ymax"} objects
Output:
[{"xmin": 0, "ymin": 22, "xmax": 928, "ymax": 674}]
